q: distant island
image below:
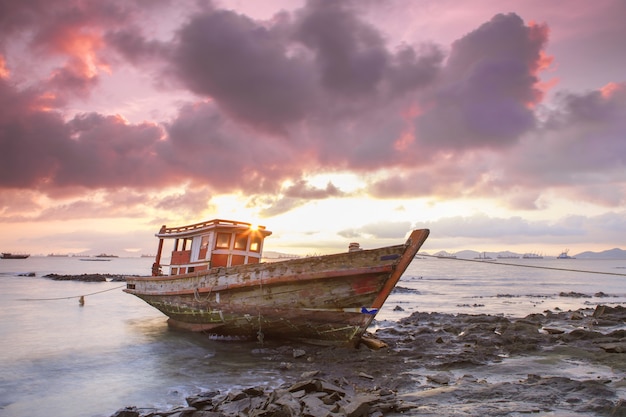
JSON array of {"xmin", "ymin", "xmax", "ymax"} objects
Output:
[
  {"xmin": 431, "ymin": 248, "xmax": 626, "ymax": 260},
  {"xmin": 574, "ymin": 248, "xmax": 626, "ymax": 259}
]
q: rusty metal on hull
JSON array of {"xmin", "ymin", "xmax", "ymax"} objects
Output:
[{"xmin": 125, "ymin": 229, "xmax": 429, "ymax": 346}]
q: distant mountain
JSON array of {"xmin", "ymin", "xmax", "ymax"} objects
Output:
[
  {"xmin": 432, "ymin": 249, "xmax": 626, "ymax": 260},
  {"xmin": 574, "ymin": 248, "xmax": 626, "ymax": 259},
  {"xmin": 456, "ymin": 250, "xmax": 482, "ymax": 259}
]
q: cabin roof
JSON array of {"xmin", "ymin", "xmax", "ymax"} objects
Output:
[{"xmin": 156, "ymin": 218, "xmax": 271, "ymax": 239}]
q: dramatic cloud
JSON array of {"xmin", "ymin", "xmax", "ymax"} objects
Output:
[
  {"xmin": 415, "ymin": 13, "xmax": 547, "ymax": 150},
  {"xmin": 0, "ymin": 0, "xmax": 625, "ymax": 254}
]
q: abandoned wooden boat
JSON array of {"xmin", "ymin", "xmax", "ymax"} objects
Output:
[{"xmin": 124, "ymin": 219, "xmax": 429, "ymax": 346}]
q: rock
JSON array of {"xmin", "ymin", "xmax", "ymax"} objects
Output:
[
  {"xmin": 559, "ymin": 291, "xmax": 591, "ymax": 298},
  {"xmin": 110, "ymin": 407, "xmax": 140, "ymax": 417},
  {"xmin": 301, "ymin": 370, "xmax": 320, "ymax": 378},
  {"xmin": 560, "ymin": 328, "xmax": 604, "ymax": 341},
  {"xmin": 117, "ymin": 376, "xmax": 408, "ymax": 417},
  {"xmin": 341, "ymin": 394, "xmax": 379, "ymax": 417},
  {"xmin": 542, "ymin": 327, "xmax": 565, "ymax": 334},
  {"xmin": 108, "ymin": 304, "xmax": 626, "ymax": 417},
  {"xmin": 293, "ymin": 348, "xmax": 306, "ymax": 358},
  {"xmin": 427, "ymin": 373, "xmax": 451, "ymax": 385},
  {"xmin": 186, "ymin": 391, "xmax": 220, "ymax": 408},
  {"xmin": 44, "ymin": 273, "xmax": 115, "ymax": 282},
  {"xmin": 610, "ymin": 399, "xmax": 626, "ymax": 417},
  {"xmin": 598, "ymin": 343, "xmax": 626, "ymax": 353}
]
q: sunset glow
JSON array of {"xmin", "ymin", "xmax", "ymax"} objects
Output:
[{"xmin": 0, "ymin": 1, "xmax": 625, "ymax": 257}]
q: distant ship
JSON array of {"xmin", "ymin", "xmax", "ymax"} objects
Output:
[
  {"xmin": 1, "ymin": 252, "xmax": 30, "ymax": 259},
  {"xmin": 474, "ymin": 252, "xmax": 493, "ymax": 260},
  {"xmin": 557, "ymin": 249, "xmax": 575, "ymax": 259},
  {"xmin": 47, "ymin": 253, "xmax": 69, "ymax": 257},
  {"xmin": 523, "ymin": 252, "xmax": 544, "ymax": 259},
  {"xmin": 95, "ymin": 253, "xmax": 119, "ymax": 258}
]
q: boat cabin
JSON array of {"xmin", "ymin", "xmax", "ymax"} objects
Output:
[{"xmin": 151, "ymin": 219, "xmax": 272, "ymax": 276}]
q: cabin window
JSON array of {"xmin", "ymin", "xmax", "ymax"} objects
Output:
[
  {"xmin": 200, "ymin": 235, "xmax": 209, "ymax": 249},
  {"xmin": 250, "ymin": 235, "xmax": 262, "ymax": 252},
  {"xmin": 215, "ymin": 233, "xmax": 231, "ymax": 249},
  {"xmin": 234, "ymin": 233, "xmax": 248, "ymax": 250}
]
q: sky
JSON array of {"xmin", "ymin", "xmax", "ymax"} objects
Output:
[{"xmin": 1, "ymin": 0, "xmax": 625, "ymax": 257}]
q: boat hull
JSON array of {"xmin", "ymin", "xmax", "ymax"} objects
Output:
[{"xmin": 125, "ymin": 229, "xmax": 429, "ymax": 346}]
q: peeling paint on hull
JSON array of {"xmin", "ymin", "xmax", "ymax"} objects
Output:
[{"xmin": 125, "ymin": 229, "xmax": 429, "ymax": 346}]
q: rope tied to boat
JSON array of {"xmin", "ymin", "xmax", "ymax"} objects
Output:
[
  {"xmin": 16, "ymin": 284, "xmax": 126, "ymax": 301},
  {"xmin": 420, "ymin": 254, "xmax": 626, "ymax": 277},
  {"xmin": 193, "ymin": 287, "xmax": 212, "ymax": 303}
]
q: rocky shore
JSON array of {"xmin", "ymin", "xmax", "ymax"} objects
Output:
[
  {"xmin": 43, "ymin": 273, "xmax": 127, "ymax": 282},
  {"xmin": 109, "ymin": 305, "xmax": 626, "ymax": 417}
]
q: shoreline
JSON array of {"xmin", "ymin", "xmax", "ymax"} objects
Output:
[{"xmin": 108, "ymin": 304, "xmax": 626, "ymax": 417}]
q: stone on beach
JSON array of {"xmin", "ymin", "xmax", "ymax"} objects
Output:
[
  {"xmin": 110, "ymin": 304, "xmax": 626, "ymax": 417},
  {"xmin": 112, "ymin": 375, "xmax": 413, "ymax": 417}
]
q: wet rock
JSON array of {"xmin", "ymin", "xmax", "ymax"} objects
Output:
[
  {"xmin": 109, "ymin": 376, "xmax": 414, "ymax": 417},
  {"xmin": 560, "ymin": 328, "xmax": 604, "ymax": 341},
  {"xmin": 292, "ymin": 349, "xmax": 306, "ymax": 358},
  {"xmin": 110, "ymin": 407, "xmax": 140, "ymax": 417},
  {"xmin": 186, "ymin": 391, "xmax": 220, "ymax": 408},
  {"xmin": 559, "ymin": 291, "xmax": 591, "ymax": 298},
  {"xmin": 340, "ymin": 394, "xmax": 377, "ymax": 417},
  {"xmin": 109, "ymin": 304, "xmax": 626, "ymax": 417},
  {"xmin": 44, "ymin": 273, "xmax": 122, "ymax": 282},
  {"xmin": 598, "ymin": 342, "xmax": 626, "ymax": 353},
  {"xmin": 427, "ymin": 373, "xmax": 451, "ymax": 385},
  {"xmin": 542, "ymin": 327, "xmax": 565, "ymax": 334}
]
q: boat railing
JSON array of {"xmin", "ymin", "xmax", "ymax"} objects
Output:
[{"xmin": 158, "ymin": 219, "xmax": 266, "ymax": 236}]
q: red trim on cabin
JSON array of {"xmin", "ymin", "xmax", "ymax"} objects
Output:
[
  {"xmin": 211, "ymin": 254, "xmax": 229, "ymax": 267},
  {"xmin": 231, "ymin": 255, "xmax": 245, "ymax": 266}
]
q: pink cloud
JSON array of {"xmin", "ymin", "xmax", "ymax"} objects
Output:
[{"xmin": 0, "ymin": 0, "xmax": 624, "ymax": 222}]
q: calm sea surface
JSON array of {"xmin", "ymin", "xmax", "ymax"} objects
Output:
[{"xmin": 1, "ymin": 256, "xmax": 625, "ymax": 417}]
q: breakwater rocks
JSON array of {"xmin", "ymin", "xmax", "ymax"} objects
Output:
[
  {"xmin": 110, "ymin": 305, "xmax": 626, "ymax": 416},
  {"xmin": 112, "ymin": 374, "xmax": 411, "ymax": 417},
  {"xmin": 43, "ymin": 273, "xmax": 126, "ymax": 282}
]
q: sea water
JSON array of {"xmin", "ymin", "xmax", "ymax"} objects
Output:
[{"xmin": 0, "ymin": 256, "xmax": 625, "ymax": 417}]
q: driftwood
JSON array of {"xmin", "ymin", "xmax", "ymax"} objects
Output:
[{"xmin": 360, "ymin": 335, "xmax": 388, "ymax": 350}]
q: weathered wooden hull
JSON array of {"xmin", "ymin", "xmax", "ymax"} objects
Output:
[{"xmin": 125, "ymin": 229, "xmax": 429, "ymax": 346}]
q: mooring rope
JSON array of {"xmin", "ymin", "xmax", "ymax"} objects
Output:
[
  {"xmin": 17, "ymin": 284, "xmax": 126, "ymax": 301},
  {"xmin": 420, "ymin": 254, "xmax": 626, "ymax": 277}
]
